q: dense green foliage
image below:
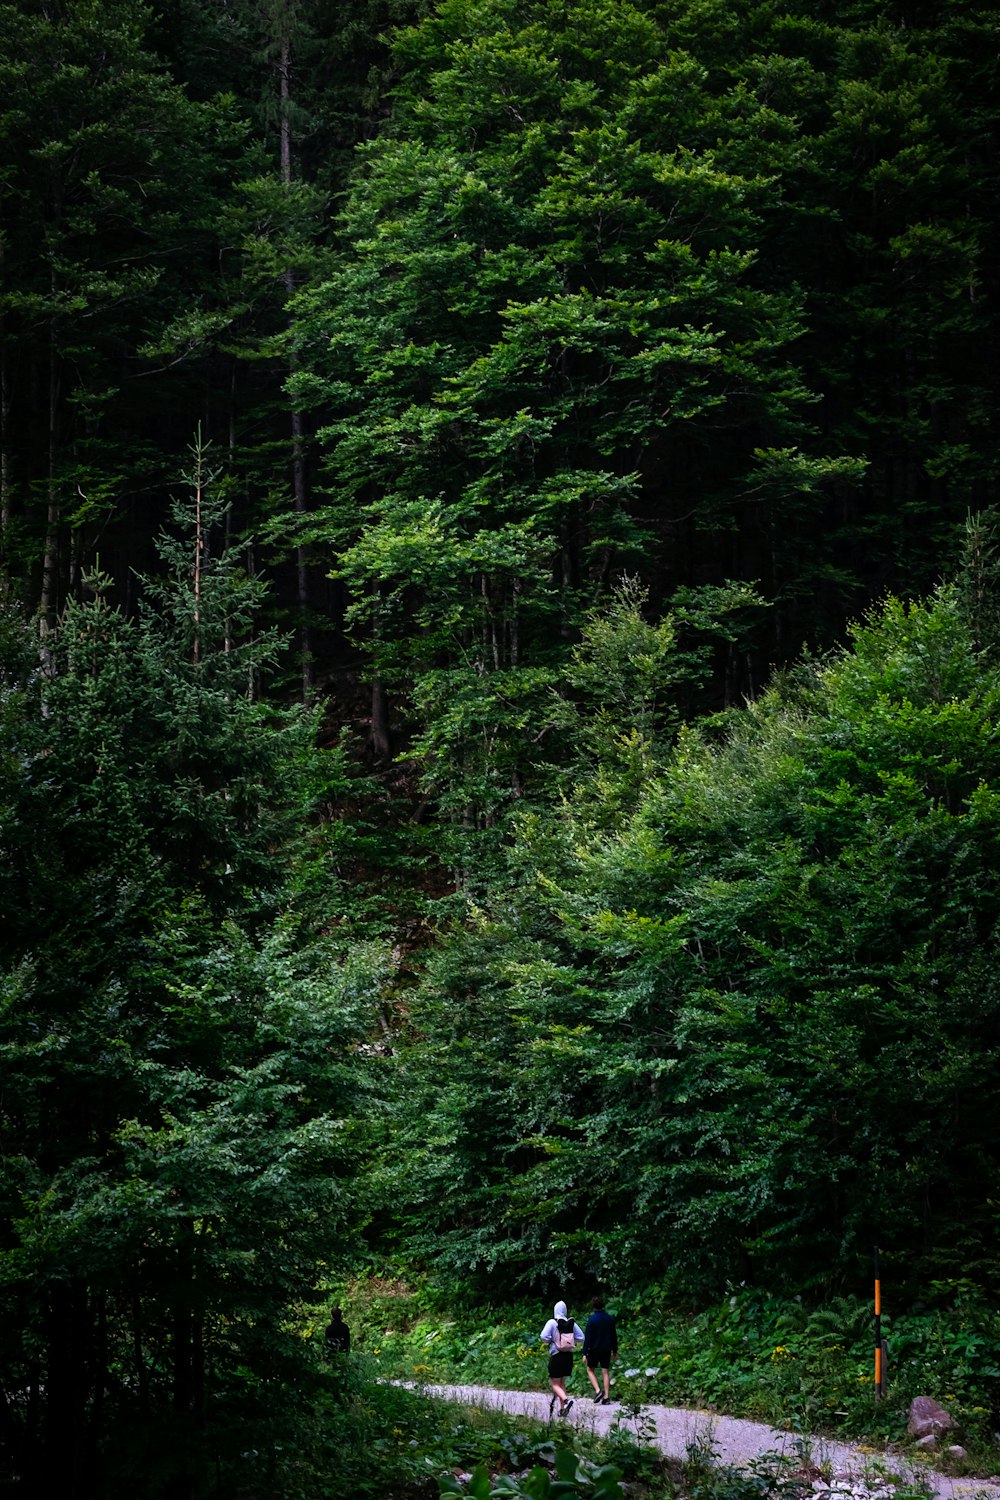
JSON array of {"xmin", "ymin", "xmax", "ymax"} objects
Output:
[
  {"xmin": 3, "ymin": 0, "xmax": 999, "ymax": 690},
  {"xmin": 379, "ymin": 576, "xmax": 1000, "ymax": 1297},
  {"xmin": 0, "ymin": 455, "xmax": 376, "ymax": 1494},
  {"xmin": 292, "ymin": 0, "xmax": 1000, "ymax": 798},
  {"xmin": 439, "ymin": 1448, "xmax": 625, "ymax": 1500},
  {"xmin": 0, "ymin": 0, "xmax": 428, "ymax": 664},
  {"xmin": 4, "ymin": 0, "xmax": 1000, "ymax": 1495}
]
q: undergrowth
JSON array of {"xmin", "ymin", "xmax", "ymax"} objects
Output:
[
  {"xmin": 310, "ymin": 1276, "xmax": 1000, "ymax": 1477},
  {"xmin": 301, "ymin": 1352, "xmax": 678, "ymax": 1498}
]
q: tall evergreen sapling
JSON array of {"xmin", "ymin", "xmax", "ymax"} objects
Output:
[{"xmin": 0, "ymin": 444, "xmax": 373, "ymax": 1496}]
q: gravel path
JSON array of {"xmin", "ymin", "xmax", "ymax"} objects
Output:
[{"xmin": 402, "ymin": 1381, "xmax": 1000, "ymax": 1500}]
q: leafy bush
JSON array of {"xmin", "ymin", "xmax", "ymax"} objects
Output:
[
  {"xmin": 438, "ymin": 1449, "xmax": 623, "ymax": 1499},
  {"xmin": 333, "ymin": 1277, "xmax": 1000, "ymax": 1463},
  {"xmin": 378, "ymin": 581, "xmax": 1000, "ymax": 1301}
]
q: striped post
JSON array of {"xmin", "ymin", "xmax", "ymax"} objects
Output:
[{"xmin": 874, "ymin": 1245, "xmax": 883, "ymax": 1398}]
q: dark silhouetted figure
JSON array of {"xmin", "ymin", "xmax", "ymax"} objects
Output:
[{"xmin": 325, "ymin": 1306, "xmax": 350, "ymax": 1356}]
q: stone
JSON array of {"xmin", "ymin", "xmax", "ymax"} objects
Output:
[
  {"xmin": 914, "ymin": 1435, "xmax": 938, "ymax": 1451},
  {"xmin": 908, "ymin": 1396, "xmax": 954, "ymax": 1439},
  {"xmin": 944, "ymin": 1446, "xmax": 968, "ymax": 1460}
]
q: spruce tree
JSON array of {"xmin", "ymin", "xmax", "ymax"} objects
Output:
[{"xmin": 0, "ymin": 441, "xmax": 373, "ymax": 1494}]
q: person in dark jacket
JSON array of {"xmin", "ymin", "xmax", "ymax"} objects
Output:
[
  {"xmin": 582, "ymin": 1295, "xmax": 617, "ymax": 1403},
  {"xmin": 325, "ymin": 1306, "xmax": 351, "ymax": 1355}
]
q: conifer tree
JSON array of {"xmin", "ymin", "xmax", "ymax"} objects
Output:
[
  {"xmin": 0, "ymin": 441, "xmax": 373, "ymax": 1494},
  {"xmin": 0, "ymin": 0, "xmax": 262, "ymax": 620}
]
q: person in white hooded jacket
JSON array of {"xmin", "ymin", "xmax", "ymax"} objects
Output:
[{"xmin": 539, "ymin": 1300, "xmax": 584, "ymax": 1416}]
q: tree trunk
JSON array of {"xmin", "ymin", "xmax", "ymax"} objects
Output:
[
  {"xmin": 288, "ymin": 384, "xmax": 312, "ymax": 699},
  {"xmin": 43, "ymin": 1282, "xmax": 89, "ymax": 1498},
  {"xmin": 40, "ymin": 319, "xmax": 60, "ymax": 640},
  {"xmin": 168, "ymin": 1225, "xmax": 203, "ymax": 1500},
  {"xmin": 279, "ymin": 22, "xmax": 314, "ymax": 701},
  {"xmin": 0, "ymin": 339, "xmax": 10, "ymax": 602},
  {"xmin": 278, "ymin": 24, "xmax": 292, "ymax": 183},
  {"xmin": 371, "ymin": 678, "xmax": 392, "ymax": 765},
  {"xmin": 0, "ymin": 189, "xmax": 10, "ymax": 600},
  {"xmin": 132, "ymin": 1288, "xmax": 150, "ymax": 1412},
  {"xmin": 192, "ymin": 430, "xmax": 204, "ymax": 666}
]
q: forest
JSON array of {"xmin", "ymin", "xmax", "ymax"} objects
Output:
[{"xmin": 2, "ymin": 0, "xmax": 1000, "ymax": 1496}]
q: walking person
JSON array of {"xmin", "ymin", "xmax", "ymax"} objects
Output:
[
  {"xmin": 582, "ymin": 1294, "xmax": 618, "ymax": 1404},
  {"xmin": 324, "ymin": 1305, "xmax": 351, "ymax": 1356},
  {"xmin": 539, "ymin": 1299, "xmax": 584, "ymax": 1418}
]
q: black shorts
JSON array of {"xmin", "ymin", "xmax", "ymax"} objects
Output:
[
  {"xmin": 586, "ymin": 1351, "xmax": 612, "ymax": 1369},
  {"xmin": 548, "ymin": 1350, "xmax": 573, "ymax": 1379}
]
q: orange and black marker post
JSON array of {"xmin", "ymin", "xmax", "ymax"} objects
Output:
[{"xmin": 873, "ymin": 1246, "xmax": 887, "ymax": 1397}]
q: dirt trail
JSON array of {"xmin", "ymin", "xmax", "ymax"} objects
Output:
[{"xmin": 403, "ymin": 1381, "xmax": 1000, "ymax": 1500}]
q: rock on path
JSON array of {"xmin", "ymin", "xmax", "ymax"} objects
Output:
[{"xmin": 402, "ymin": 1382, "xmax": 1000, "ymax": 1500}]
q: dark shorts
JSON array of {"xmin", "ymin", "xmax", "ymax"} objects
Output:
[
  {"xmin": 548, "ymin": 1350, "xmax": 573, "ymax": 1379},
  {"xmin": 586, "ymin": 1350, "xmax": 612, "ymax": 1369}
]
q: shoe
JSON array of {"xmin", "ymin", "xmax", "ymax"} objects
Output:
[
  {"xmin": 593, "ymin": 1391, "xmax": 604, "ymax": 1403},
  {"xmin": 561, "ymin": 1399, "xmax": 574, "ymax": 1417}
]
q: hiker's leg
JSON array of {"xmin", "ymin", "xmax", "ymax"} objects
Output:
[
  {"xmin": 603, "ymin": 1359, "xmax": 611, "ymax": 1399},
  {"xmin": 585, "ymin": 1359, "xmax": 601, "ymax": 1395},
  {"xmin": 550, "ymin": 1377, "xmax": 567, "ymax": 1403}
]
